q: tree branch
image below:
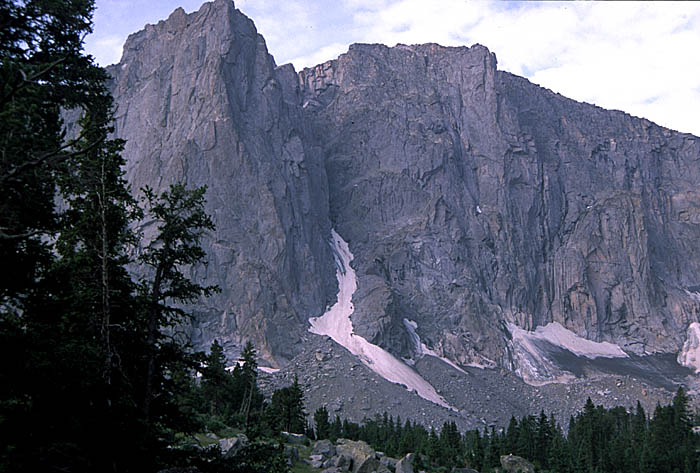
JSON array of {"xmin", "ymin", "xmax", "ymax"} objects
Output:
[
  {"xmin": 0, "ymin": 57, "xmax": 67, "ymax": 108},
  {"xmin": 0, "ymin": 128, "xmax": 105, "ymax": 185}
]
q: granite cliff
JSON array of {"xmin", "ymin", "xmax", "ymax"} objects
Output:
[
  {"xmin": 106, "ymin": 0, "xmax": 336, "ymax": 366},
  {"xmin": 298, "ymin": 42, "xmax": 700, "ymax": 382},
  {"xmin": 107, "ymin": 0, "xmax": 700, "ymax": 393}
]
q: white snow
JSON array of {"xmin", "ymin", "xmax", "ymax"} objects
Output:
[
  {"xmin": 678, "ymin": 322, "xmax": 700, "ymax": 374},
  {"xmin": 259, "ymin": 366, "xmax": 280, "ymax": 374},
  {"xmin": 509, "ymin": 322, "xmax": 628, "ymax": 359},
  {"xmin": 309, "ymin": 230, "xmax": 452, "ymax": 409},
  {"xmin": 507, "ymin": 322, "xmax": 627, "ymax": 386},
  {"xmin": 226, "ymin": 360, "xmax": 244, "ymax": 372}
]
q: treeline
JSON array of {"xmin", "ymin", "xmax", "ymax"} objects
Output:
[
  {"xmin": 180, "ymin": 339, "xmax": 307, "ymax": 439},
  {"xmin": 309, "ymin": 388, "xmax": 700, "ymax": 473}
]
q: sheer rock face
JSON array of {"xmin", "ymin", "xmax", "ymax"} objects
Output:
[
  {"xmin": 298, "ymin": 42, "xmax": 700, "ymax": 367},
  {"xmin": 107, "ymin": 0, "xmax": 700, "ymax": 373},
  {"xmin": 106, "ymin": 0, "xmax": 335, "ymax": 364}
]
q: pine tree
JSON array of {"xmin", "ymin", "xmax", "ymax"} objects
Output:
[
  {"xmin": 201, "ymin": 339, "xmax": 233, "ymax": 420},
  {"xmin": 0, "ymin": 4, "xmax": 147, "ymax": 469},
  {"xmin": 534, "ymin": 410, "xmax": 552, "ymax": 469},
  {"xmin": 314, "ymin": 406, "xmax": 331, "ymax": 440},
  {"xmin": 505, "ymin": 415, "xmax": 519, "ymax": 454},
  {"xmin": 0, "ymin": 0, "xmax": 106, "ymax": 308},
  {"xmin": 267, "ymin": 376, "xmax": 306, "ymax": 434},
  {"xmin": 327, "ymin": 415, "xmax": 340, "ymax": 441},
  {"xmin": 227, "ymin": 340, "xmax": 264, "ymax": 430}
]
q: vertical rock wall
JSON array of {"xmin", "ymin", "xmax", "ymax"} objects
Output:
[
  {"xmin": 106, "ymin": 1, "xmax": 700, "ymax": 373},
  {"xmin": 108, "ymin": 0, "xmax": 335, "ymax": 364},
  {"xmin": 299, "ymin": 42, "xmax": 700, "ymax": 367}
]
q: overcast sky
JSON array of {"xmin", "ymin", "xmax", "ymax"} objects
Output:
[{"xmin": 85, "ymin": 1, "xmax": 700, "ymax": 136}]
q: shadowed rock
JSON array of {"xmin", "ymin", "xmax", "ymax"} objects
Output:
[
  {"xmin": 106, "ymin": 0, "xmax": 335, "ymax": 365},
  {"xmin": 106, "ymin": 0, "xmax": 700, "ymax": 385}
]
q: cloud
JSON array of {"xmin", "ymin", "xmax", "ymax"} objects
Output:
[
  {"xmin": 277, "ymin": 0, "xmax": 700, "ymax": 136},
  {"xmin": 290, "ymin": 43, "xmax": 350, "ymax": 70},
  {"xmin": 86, "ymin": 34, "xmax": 125, "ymax": 65}
]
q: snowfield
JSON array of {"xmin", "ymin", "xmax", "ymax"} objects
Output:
[
  {"xmin": 678, "ymin": 322, "xmax": 700, "ymax": 373},
  {"xmin": 509, "ymin": 322, "xmax": 628, "ymax": 359},
  {"xmin": 309, "ymin": 230, "xmax": 452, "ymax": 409},
  {"xmin": 507, "ymin": 322, "xmax": 628, "ymax": 385}
]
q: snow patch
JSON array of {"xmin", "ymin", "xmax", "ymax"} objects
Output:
[
  {"xmin": 678, "ymin": 322, "xmax": 700, "ymax": 374},
  {"xmin": 507, "ymin": 322, "xmax": 627, "ymax": 385},
  {"xmin": 226, "ymin": 360, "xmax": 244, "ymax": 372},
  {"xmin": 309, "ymin": 230, "xmax": 452, "ymax": 409},
  {"xmin": 513, "ymin": 322, "xmax": 628, "ymax": 359},
  {"xmin": 259, "ymin": 366, "xmax": 280, "ymax": 374}
]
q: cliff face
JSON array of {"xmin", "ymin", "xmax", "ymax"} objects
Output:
[
  {"xmin": 298, "ymin": 42, "xmax": 700, "ymax": 373},
  {"xmin": 107, "ymin": 1, "xmax": 700, "ymax": 380},
  {"xmin": 107, "ymin": 0, "xmax": 335, "ymax": 364}
]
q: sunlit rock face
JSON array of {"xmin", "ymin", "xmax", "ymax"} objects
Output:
[{"xmin": 106, "ymin": 0, "xmax": 700, "ymax": 382}]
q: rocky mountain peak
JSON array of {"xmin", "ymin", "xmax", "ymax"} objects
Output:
[
  {"xmin": 105, "ymin": 1, "xmax": 700, "ymax": 421},
  {"xmin": 107, "ymin": 0, "xmax": 335, "ymax": 365}
]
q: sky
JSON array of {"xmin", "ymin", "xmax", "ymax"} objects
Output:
[{"xmin": 85, "ymin": 1, "xmax": 700, "ymax": 136}]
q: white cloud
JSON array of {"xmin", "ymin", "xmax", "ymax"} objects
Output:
[
  {"xmin": 86, "ymin": 34, "xmax": 125, "ymax": 65},
  {"xmin": 290, "ymin": 42, "xmax": 349, "ymax": 70}
]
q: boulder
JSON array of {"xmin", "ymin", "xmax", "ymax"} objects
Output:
[
  {"xmin": 313, "ymin": 439, "xmax": 337, "ymax": 458},
  {"xmin": 357, "ymin": 456, "xmax": 390, "ymax": 473},
  {"xmin": 326, "ymin": 454, "xmax": 352, "ymax": 471},
  {"xmin": 281, "ymin": 431, "xmax": 310, "ymax": 445},
  {"xmin": 335, "ymin": 439, "xmax": 379, "ymax": 473},
  {"xmin": 310, "ymin": 453, "xmax": 325, "ymax": 468},
  {"xmin": 218, "ymin": 434, "xmax": 248, "ymax": 458},
  {"xmin": 380, "ymin": 455, "xmax": 398, "ymax": 469},
  {"xmin": 284, "ymin": 445, "xmax": 299, "ymax": 465},
  {"xmin": 500, "ymin": 454, "xmax": 535, "ymax": 473},
  {"xmin": 395, "ymin": 453, "xmax": 415, "ymax": 473}
]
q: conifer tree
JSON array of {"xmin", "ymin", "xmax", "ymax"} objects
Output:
[
  {"xmin": 201, "ymin": 339, "xmax": 233, "ymax": 420},
  {"xmin": 137, "ymin": 183, "xmax": 220, "ymax": 422},
  {"xmin": 267, "ymin": 376, "xmax": 306, "ymax": 434},
  {"xmin": 314, "ymin": 406, "xmax": 331, "ymax": 440}
]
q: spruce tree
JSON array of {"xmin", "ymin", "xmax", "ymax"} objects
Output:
[
  {"xmin": 267, "ymin": 375, "xmax": 306, "ymax": 434},
  {"xmin": 201, "ymin": 339, "xmax": 234, "ymax": 421},
  {"xmin": 137, "ymin": 183, "xmax": 220, "ymax": 423},
  {"xmin": 314, "ymin": 406, "xmax": 331, "ymax": 440}
]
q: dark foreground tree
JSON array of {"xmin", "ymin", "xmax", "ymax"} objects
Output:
[
  {"xmin": 0, "ymin": 0, "xmax": 106, "ymax": 308},
  {"xmin": 134, "ymin": 183, "xmax": 220, "ymax": 458},
  {"xmin": 0, "ymin": 2, "xmax": 145, "ymax": 471},
  {"xmin": 0, "ymin": 3, "xmax": 221, "ymax": 468}
]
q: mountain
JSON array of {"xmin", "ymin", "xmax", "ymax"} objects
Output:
[
  {"xmin": 298, "ymin": 41, "xmax": 700, "ymax": 383},
  {"xmin": 106, "ymin": 0, "xmax": 700, "ymax": 426},
  {"xmin": 106, "ymin": 0, "xmax": 336, "ymax": 366}
]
